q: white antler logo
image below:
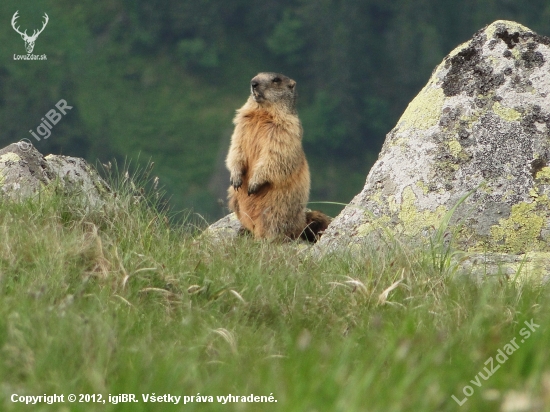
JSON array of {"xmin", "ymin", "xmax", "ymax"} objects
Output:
[{"xmin": 11, "ymin": 11, "xmax": 49, "ymax": 54}]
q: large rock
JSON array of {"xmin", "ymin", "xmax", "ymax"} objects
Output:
[
  {"xmin": 317, "ymin": 21, "xmax": 550, "ymax": 255},
  {"xmin": 0, "ymin": 141, "xmax": 109, "ymax": 206}
]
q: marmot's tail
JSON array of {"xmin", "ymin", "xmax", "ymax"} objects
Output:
[{"xmin": 301, "ymin": 210, "xmax": 332, "ymax": 243}]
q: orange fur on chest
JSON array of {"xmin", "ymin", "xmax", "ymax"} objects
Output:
[
  {"xmin": 240, "ymin": 112, "xmax": 273, "ymax": 166},
  {"xmin": 238, "ymin": 110, "xmax": 296, "ymax": 175}
]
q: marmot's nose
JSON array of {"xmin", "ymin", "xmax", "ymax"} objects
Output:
[{"xmin": 251, "ymin": 81, "xmax": 259, "ymax": 89}]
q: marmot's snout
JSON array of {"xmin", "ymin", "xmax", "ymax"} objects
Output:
[
  {"xmin": 250, "ymin": 80, "xmax": 264, "ymax": 103},
  {"xmin": 250, "ymin": 79, "xmax": 264, "ymax": 102}
]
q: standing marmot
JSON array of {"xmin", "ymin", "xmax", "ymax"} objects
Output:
[{"xmin": 225, "ymin": 72, "xmax": 330, "ymax": 241}]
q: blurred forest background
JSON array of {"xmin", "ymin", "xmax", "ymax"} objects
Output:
[{"xmin": 1, "ymin": 0, "xmax": 550, "ymax": 222}]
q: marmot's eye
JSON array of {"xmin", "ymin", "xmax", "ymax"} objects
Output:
[{"xmin": 272, "ymin": 77, "xmax": 281, "ymax": 83}]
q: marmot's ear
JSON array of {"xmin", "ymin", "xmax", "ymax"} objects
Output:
[{"xmin": 288, "ymin": 80, "xmax": 296, "ymax": 89}]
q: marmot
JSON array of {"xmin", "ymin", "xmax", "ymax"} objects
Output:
[{"xmin": 225, "ymin": 72, "xmax": 330, "ymax": 241}]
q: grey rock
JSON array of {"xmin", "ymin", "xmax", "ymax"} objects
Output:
[
  {"xmin": 317, "ymin": 21, "xmax": 550, "ymax": 255},
  {"xmin": 0, "ymin": 141, "xmax": 54, "ymax": 199},
  {"xmin": 457, "ymin": 252, "xmax": 550, "ymax": 282},
  {"xmin": 0, "ymin": 141, "xmax": 109, "ymax": 206},
  {"xmin": 203, "ymin": 212, "xmax": 244, "ymax": 240},
  {"xmin": 45, "ymin": 154, "xmax": 110, "ymax": 207}
]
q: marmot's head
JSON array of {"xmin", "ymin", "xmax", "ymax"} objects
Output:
[{"xmin": 250, "ymin": 72, "xmax": 297, "ymax": 111}]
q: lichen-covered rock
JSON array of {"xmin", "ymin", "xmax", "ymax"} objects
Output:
[
  {"xmin": 0, "ymin": 141, "xmax": 109, "ymax": 206},
  {"xmin": 0, "ymin": 141, "xmax": 54, "ymax": 199},
  {"xmin": 317, "ymin": 21, "xmax": 550, "ymax": 254},
  {"xmin": 45, "ymin": 154, "xmax": 110, "ymax": 207}
]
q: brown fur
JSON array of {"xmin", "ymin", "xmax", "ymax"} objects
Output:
[
  {"xmin": 226, "ymin": 72, "xmax": 327, "ymax": 240},
  {"xmin": 301, "ymin": 210, "xmax": 333, "ymax": 242}
]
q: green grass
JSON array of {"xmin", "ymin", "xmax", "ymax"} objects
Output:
[{"xmin": 0, "ymin": 170, "xmax": 549, "ymax": 412}]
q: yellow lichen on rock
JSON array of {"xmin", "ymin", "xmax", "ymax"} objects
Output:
[
  {"xmin": 535, "ymin": 167, "xmax": 550, "ymax": 183},
  {"xmin": 0, "ymin": 153, "xmax": 21, "ymax": 163},
  {"xmin": 398, "ymin": 186, "xmax": 447, "ymax": 236},
  {"xmin": 356, "ymin": 215, "xmax": 391, "ymax": 237},
  {"xmin": 484, "ymin": 20, "xmax": 531, "ymax": 40},
  {"xmin": 490, "ymin": 197, "xmax": 549, "ymax": 253},
  {"xmin": 396, "ymin": 85, "xmax": 445, "ymax": 131},
  {"xmin": 416, "ymin": 180, "xmax": 429, "ymax": 195},
  {"xmin": 492, "ymin": 102, "xmax": 521, "ymax": 122},
  {"xmin": 447, "ymin": 140, "xmax": 462, "ymax": 157},
  {"xmin": 370, "ymin": 192, "xmax": 383, "ymax": 206}
]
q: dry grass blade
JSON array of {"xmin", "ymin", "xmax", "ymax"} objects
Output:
[
  {"xmin": 378, "ymin": 280, "xmax": 402, "ymax": 305},
  {"xmin": 138, "ymin": 287, "xmax": 173, "ymax": 295},
  {"xmin": 187, "ymin": 285, "xmax": 204, "ymax": 294},
  {"xmin": 229, "ymin": 289, "xmax": 247, "ymax": 304},
  {"xmin": 344, "ymin": 276, "xmax": 368, "ymax": 295},
  {"xmin": 263, "ymin": 354, "xmax": 288, "ymax": 360},
  {"xmin": 113, "ymin": 294, "xmax": 133, "ymax": 307},
  {"xmin": 378, "ymin": 269, "xmax": 406, "ymax": 305},
  {"xmin": 122, "ymin": 267, "xmax": 157, "ymax": 289},
  {"xmin": 133, "ymin": 267, "xmax": 157, "ymax": 274},
  {"xmin": 212, "ymin": 328, "xmax": 238, "ymax": 354},
  {"xmin": 329, "ymin": 277, "xmax": 368, "ymax": 295}
]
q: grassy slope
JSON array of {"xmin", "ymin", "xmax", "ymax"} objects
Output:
[{"xmin": 0, "ymin": 172, "xmax": 549, "ymax": 412}]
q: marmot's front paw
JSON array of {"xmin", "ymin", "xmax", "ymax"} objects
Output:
[{"xmin": 230, "ymin": 174, "xmax": 243, "ymax": 190}]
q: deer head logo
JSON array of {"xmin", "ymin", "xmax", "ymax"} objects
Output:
[{"xmin": 11, "ymin": 11, "xmax": 49, "ymax": 54}]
